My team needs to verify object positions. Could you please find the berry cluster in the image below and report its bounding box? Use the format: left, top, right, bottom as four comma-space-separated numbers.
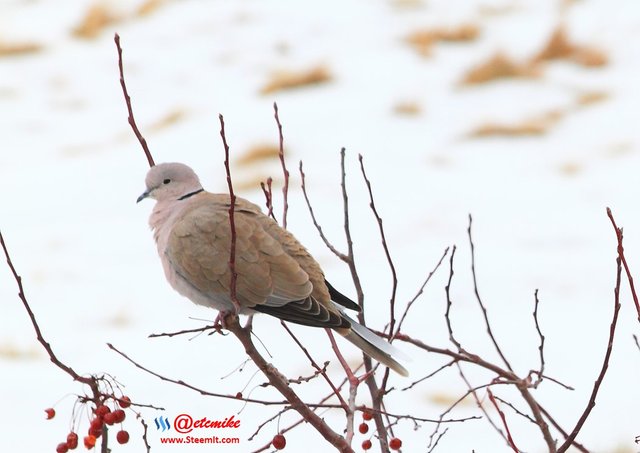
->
46, 395, 133, 451
358, 407, 403, 451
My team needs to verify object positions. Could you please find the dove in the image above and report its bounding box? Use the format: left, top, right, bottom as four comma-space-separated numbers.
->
137, 162, 408, 376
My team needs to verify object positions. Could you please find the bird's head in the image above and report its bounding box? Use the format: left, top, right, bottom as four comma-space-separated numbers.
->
137, 162, 203, 203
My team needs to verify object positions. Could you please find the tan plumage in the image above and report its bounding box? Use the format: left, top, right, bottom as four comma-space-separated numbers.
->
138, 162, 408, 376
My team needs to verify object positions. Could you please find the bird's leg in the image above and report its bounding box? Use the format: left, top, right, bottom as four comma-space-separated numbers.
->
213, 311, 230, 331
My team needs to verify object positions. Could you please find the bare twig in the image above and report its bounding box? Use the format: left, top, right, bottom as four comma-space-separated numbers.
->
444, 245, 463, 351
138, 416, 151, 453
114, 34, 154, 168
532, 289, 546, 387
299, 160, 348, 261
260, 177, 275, 220
357, 154, 398, 336
557, 240, 623, 452
468, 215, 513, 371
280, 322, 348, 410
108, 342, 301, 406
148, 323, 223, 339
223, 314, 354, 453
273, 102, 289, 229
457, 363, 507, 445
1, 231, 101, 396
401, 359, 456, 392
607, 207, 640, 322
357, 154, 397, 392
537, 404, 589, 453
487, 388, 520, 452
493, 395, 537, 425
394, 247, 449, 339
219, 114, 240, 313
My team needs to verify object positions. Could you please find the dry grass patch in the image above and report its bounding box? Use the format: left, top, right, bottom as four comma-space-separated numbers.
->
461, 52, 539, 85
72, 4, 120, 39
260, 65, 331, 94
147, 108, 188, 132
393, 101, 422, 116
406, 24, 480, 57
469, 110, 563, 138
575, 90, 609, 107
136, 0, 165, 16
0, 41, 42, 57
237, 144, 281, 166
558, 162, 582, 176
533, 26, 608, 68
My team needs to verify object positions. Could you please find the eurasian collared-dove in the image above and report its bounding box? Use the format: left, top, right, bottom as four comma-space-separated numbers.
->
138, 162, 408, 376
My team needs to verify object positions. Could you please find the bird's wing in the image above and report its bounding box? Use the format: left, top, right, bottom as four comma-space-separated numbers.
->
166, 198, 313, 308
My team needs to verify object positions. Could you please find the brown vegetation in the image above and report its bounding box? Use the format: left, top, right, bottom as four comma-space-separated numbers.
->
0, 41, 42, 57
260, 65, 331, 94
461, 52, 539, 85
406, 24, 480, 57
72, 4, 119, 39
533, 26, 608, 68
469, 110, 563, 138
393, 101, 422, 116
236, 144, 281, 166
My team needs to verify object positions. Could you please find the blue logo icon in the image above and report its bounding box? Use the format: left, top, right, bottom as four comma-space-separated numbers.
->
155, 416, 171, 431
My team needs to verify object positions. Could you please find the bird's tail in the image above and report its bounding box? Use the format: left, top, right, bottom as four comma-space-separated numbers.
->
340, 314, 409, 377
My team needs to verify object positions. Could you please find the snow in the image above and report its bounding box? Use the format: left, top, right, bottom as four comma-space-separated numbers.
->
1, 0, 640, 451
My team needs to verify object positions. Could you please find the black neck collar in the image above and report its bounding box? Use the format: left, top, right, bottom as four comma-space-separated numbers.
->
178, 188, 204, 201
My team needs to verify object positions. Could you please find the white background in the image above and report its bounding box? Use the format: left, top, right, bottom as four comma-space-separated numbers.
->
1, 0, 640, 451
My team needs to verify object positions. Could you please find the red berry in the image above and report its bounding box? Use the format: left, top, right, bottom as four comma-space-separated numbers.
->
56, 442, 69, 453
112, 409, 126, 423
389, 437, 402, 450
118, 396, 131, 409
88, 425, 102, 438
362, 439, 372, 450
116, 430, 130, 444
45, 408, 56, 419
103, 411, 117, 425
66, 432, 78, 450
272, 434, 286, 450
90, 418, 103, 431
358, 423, 369, 434
362, 409, 373, 421
95, 405, 110, 418
83, 435, 96, 449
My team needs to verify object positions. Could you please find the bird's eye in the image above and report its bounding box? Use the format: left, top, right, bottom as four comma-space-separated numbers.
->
163, 179, 171, 185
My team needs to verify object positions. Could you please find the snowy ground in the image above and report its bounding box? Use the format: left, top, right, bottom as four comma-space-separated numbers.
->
2, 0, 640, 452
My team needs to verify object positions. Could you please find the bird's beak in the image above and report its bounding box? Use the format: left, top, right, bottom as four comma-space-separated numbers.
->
136, 190, 150, 203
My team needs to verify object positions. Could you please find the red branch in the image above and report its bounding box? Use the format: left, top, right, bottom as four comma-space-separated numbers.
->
260, 177, 275, 220
606, 207, 640, 321
219, 114, 240, 312
487, 388, 520, 452
114, 34, 155, 168
273, 102, 289, 229
224, 314, 354, 453
557, 219, 623, 452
